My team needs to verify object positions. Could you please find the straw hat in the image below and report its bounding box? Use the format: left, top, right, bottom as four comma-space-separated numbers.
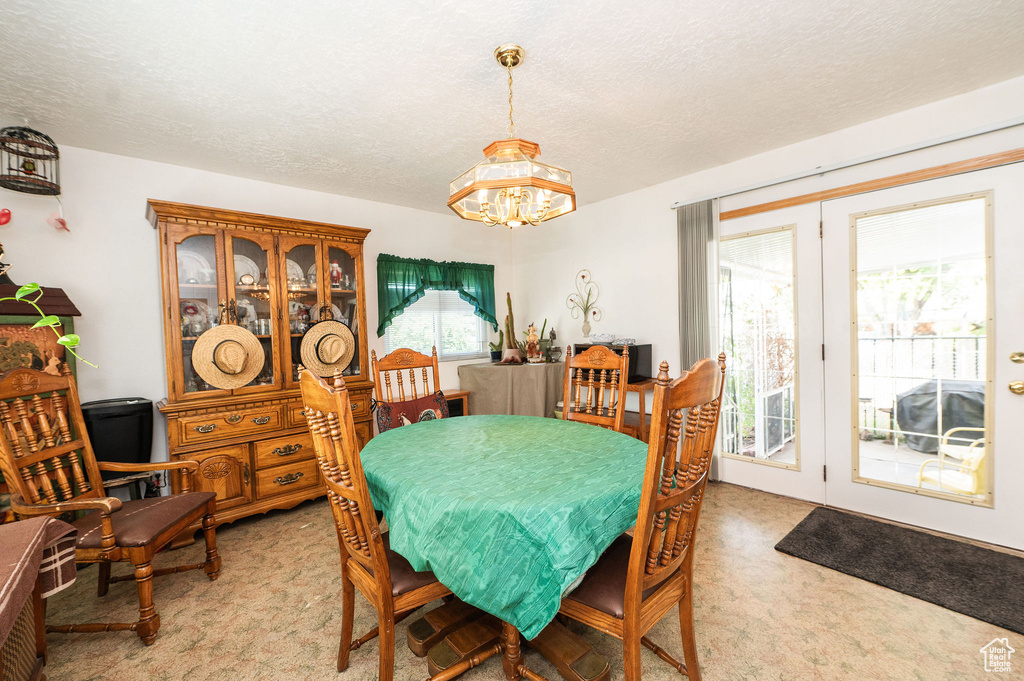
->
300, 320, 356, 377
191, 325, 265, 389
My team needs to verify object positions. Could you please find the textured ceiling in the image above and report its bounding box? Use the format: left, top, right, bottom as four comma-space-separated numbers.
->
1, 0, 1023, 213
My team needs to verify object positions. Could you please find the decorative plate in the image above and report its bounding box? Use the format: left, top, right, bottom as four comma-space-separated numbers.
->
238, 273, 255, 286
286, 259, 306, 284
233, 254, 261, 282
177, 251, 211, 283
180, 299, 210, 322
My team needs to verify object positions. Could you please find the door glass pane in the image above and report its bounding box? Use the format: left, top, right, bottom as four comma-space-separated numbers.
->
328, 246, 359, 377
854, 197, 988, 499
719, 228, 797, 466
231, 237, 274, 387
285, 243, 318, 382
176, 234, 219, 394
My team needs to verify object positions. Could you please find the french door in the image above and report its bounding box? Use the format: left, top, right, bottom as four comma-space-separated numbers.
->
716, 203, 826, 503
717, 163, 1024, 549
821, 165, 1024, 549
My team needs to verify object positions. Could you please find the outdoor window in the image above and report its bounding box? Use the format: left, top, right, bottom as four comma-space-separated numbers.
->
719, 227, 798, 467
853, 195, 989, 501
384, 289, 490, 360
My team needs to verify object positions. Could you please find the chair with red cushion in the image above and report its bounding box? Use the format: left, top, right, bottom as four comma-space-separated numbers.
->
371, 346, 447, 433
559, 354, 726, 681
0, 365, 220, 646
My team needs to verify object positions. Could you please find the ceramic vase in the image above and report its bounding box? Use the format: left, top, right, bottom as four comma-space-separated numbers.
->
501, 348, 525, 364
582, 319, 591, 338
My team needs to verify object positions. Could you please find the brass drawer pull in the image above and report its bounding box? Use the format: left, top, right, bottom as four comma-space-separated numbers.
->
226, 414, 243, 424
273, 444, 303, 456
273, 472, 304, 486
251, 416, 271, 425
193, 424, 216, 434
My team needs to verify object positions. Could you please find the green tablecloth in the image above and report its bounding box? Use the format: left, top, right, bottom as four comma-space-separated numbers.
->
361, 414, 647, 639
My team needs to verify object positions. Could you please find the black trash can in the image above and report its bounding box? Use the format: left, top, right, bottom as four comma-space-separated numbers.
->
80, 398, 153, 481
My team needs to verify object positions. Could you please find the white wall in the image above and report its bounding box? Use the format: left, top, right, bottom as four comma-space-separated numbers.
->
1, 147, 511, 460
513, 75, 1024, 375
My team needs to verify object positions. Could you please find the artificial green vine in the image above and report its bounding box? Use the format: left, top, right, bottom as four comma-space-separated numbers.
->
6, 283, 96, 368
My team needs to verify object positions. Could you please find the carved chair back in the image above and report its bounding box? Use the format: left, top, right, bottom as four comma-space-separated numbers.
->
0, 365, 105, 510
300, 369, 390, 580
371, 347, 441, 403
626, 354, 726, 600
562, 345, 630, 432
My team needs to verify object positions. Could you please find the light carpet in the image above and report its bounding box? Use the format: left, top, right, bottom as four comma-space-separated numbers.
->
44, 483, 1019, 680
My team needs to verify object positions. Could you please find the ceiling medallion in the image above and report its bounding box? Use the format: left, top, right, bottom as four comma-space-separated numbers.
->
447, 44, 575, 229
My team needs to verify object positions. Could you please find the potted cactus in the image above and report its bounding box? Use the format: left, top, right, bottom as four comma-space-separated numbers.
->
500, 292, 524, 364
488, 330, 504, 361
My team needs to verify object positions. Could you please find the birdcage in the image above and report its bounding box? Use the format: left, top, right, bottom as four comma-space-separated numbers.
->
0, 127, 60, 195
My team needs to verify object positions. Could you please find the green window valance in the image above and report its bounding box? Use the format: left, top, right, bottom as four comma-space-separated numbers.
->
376, 254, 498, 337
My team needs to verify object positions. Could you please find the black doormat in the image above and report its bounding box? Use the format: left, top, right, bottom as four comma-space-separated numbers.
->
775, 507, 1024, 635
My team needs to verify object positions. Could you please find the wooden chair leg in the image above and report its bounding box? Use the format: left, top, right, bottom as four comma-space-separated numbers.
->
202, 510, 221, 580
623, 628, 643, 681
678, 586, 701, 681
338, 563, 355, 672
97, 562, 111, 597
132, 559, 160, 645
377, 604, 396, 681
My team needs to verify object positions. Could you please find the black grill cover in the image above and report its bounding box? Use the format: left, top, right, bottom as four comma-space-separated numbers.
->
895, 380, 984, 453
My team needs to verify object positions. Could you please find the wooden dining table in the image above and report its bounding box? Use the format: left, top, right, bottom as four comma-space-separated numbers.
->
361, 414, 648, 681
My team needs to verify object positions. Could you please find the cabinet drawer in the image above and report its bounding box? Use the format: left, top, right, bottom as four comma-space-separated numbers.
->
349, 394, 370, 418
287, 401, 308, 429
178, 406, 283, 445
256, 459, 320, 499
288, 395, 369, 425
255, 432, 313, 469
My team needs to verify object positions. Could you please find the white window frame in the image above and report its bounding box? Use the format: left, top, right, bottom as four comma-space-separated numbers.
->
383, 289, 491, 361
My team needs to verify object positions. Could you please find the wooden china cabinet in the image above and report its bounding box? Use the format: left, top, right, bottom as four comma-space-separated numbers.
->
147, 200, 373, 540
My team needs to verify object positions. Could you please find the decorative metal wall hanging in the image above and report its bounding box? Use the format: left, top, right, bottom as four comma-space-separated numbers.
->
566, 269, 602, 339
0, 127, 61, 195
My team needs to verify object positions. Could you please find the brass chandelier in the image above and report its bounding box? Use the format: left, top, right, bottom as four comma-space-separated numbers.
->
447, 45, 575, 228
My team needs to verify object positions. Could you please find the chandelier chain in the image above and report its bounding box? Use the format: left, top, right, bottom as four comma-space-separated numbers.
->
507, 63, 515, 138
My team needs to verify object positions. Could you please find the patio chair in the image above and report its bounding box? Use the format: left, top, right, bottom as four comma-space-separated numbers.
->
916, 426, 986, 496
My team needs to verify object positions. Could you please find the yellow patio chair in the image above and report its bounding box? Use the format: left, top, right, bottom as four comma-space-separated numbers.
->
916, 427, 986, 496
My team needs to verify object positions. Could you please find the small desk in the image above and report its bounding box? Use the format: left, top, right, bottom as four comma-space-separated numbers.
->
457, 362, 564, 418
622, 378, 657, 443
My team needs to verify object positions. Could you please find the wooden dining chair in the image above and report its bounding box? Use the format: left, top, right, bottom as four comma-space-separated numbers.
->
562, 345, 630, 432
371, 346, 441, 403
371, 347, 450, 433
558, 354, 726, 681
299, 369, 451, 681
0, 365, 220, 645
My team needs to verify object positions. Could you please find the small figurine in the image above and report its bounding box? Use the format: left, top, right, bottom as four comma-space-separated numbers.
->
525, 322, 543, 363
330, 261, 343, 288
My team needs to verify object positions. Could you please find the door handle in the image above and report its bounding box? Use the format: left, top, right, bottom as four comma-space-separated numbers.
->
1010, 381, 1024, 395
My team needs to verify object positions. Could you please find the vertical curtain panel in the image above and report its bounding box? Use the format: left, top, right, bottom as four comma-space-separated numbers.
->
677, 200, 715, 371
376, 254, 498, 337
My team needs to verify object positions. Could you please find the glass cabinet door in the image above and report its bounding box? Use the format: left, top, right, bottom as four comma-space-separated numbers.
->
173, 231, 226, 397
326, 244, 361, 378
226, 233, 279, 391
280, 239, 322, 385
